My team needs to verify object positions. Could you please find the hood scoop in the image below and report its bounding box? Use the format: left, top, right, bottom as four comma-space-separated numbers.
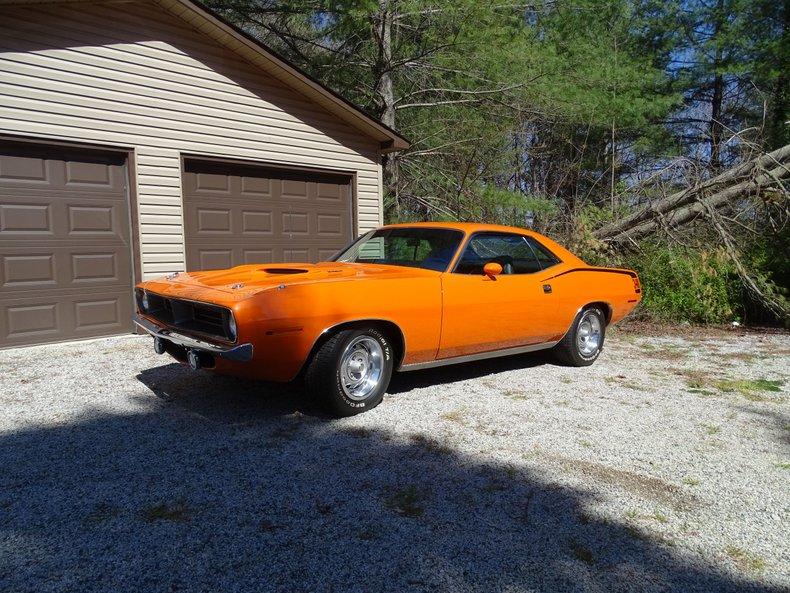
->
261, 267, 309, 275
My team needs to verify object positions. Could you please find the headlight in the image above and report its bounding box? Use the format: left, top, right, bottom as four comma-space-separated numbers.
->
227, 314, 237, 341
141, 290, 150, 311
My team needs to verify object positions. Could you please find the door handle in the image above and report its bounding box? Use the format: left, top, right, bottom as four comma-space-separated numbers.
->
542, 284, 552, 294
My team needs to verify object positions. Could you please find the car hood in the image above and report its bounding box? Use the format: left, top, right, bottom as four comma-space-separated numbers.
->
139, 262, 437, 302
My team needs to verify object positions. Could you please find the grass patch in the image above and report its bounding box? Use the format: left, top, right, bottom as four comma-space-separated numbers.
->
725, 546, 766, 573
383, 486, 425, 518
568, 539, 595, 565
440, 410, 466, 424
686, 388, 717, 397
652, 510, 669, 524
503, 388, 528, 400
684, 374, 784, 402
682, 477, 700, 486
139, 501, 191, 523
729, 352, 757, 363
775, 462, 790, 470
702, 423, 721, 436
714, 378, 783, 394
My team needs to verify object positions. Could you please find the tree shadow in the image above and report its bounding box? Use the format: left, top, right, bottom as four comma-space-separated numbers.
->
1, 368, 782, 592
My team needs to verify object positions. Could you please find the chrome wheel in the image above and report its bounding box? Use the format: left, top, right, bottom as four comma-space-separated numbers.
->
577, 310, 602, 358
339, 336, 384, 400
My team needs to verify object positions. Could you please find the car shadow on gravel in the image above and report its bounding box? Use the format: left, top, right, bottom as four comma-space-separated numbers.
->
136, 351, 556, 410
136, 362, 331, 419
388, 351, 555, 393
1, 383, 782, 593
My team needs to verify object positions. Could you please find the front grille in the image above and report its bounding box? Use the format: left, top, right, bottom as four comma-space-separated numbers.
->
136, 289, 235, 342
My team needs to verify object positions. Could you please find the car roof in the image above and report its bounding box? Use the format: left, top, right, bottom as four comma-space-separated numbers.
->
381, 221, 539, 235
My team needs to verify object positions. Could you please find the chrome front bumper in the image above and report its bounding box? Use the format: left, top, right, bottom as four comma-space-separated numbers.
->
133, 314, 253, 362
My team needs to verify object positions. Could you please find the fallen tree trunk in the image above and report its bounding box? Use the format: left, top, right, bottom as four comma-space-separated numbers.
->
595, 144, 790, 241
601, 162, 790, 244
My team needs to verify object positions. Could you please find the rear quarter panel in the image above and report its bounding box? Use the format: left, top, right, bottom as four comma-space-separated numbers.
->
542, 267, 641, 340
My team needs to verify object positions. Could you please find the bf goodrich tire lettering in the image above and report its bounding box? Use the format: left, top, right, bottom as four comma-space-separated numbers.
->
306, 328, 394, 417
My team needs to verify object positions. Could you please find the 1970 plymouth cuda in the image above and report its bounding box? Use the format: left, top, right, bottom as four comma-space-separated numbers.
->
134, 222, 641, 415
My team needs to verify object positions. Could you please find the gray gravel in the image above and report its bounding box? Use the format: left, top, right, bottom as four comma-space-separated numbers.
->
0, 325, 788, 593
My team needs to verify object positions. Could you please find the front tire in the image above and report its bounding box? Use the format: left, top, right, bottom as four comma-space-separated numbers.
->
305, 327, 394, 416
553, 306, 606, 366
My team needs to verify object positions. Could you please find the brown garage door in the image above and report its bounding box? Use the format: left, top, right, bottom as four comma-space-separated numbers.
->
183, 158, 353, 270
0, 141, 134, 347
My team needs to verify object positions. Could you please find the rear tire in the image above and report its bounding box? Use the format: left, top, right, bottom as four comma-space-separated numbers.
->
305, 327, 394, 416
553, 306, 606, 367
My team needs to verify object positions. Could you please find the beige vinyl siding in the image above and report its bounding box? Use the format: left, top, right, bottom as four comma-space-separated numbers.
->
0, 1, 383, 280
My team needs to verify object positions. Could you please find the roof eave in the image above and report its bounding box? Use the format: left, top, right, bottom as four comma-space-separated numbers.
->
158, 0, 410, 152
0, 0, 411, 152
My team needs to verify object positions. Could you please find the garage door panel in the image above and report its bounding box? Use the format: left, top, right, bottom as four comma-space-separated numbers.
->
280, 179, 309, 199
193, 172, 232, 192
0, 202, 52, 234
317, 182, 345, 201
5, 301, 59, 340
0, 153, 49, 183
1, 290, 132, 346
282, 211, 309, 235
196, 207, 232, 234
65, 160, 111, 185
242, 249, 273, 264
283, 248, 310, 263
241, 210, 273, 234
240, 176, 271, 195
2, 254, 56, 288
71, 252, 122, 283
0, 142, 134, 347
195, 248, 234, 271
316, 213, 343, 236
183, 159, 353, 271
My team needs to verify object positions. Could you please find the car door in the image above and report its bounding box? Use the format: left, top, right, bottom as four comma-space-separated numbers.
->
438, 232, 559, 359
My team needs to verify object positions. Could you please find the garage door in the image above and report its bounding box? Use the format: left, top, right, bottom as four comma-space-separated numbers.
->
0, 141, 134, 347
183, 159, 353, 270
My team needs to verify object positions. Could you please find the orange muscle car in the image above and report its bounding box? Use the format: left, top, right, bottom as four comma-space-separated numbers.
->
134, 222, 641, 415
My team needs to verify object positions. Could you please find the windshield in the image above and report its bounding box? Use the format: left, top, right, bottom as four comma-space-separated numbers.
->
333, 227, 463, 272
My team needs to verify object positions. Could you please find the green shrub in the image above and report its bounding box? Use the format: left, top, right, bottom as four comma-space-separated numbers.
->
623, 246, 740, 323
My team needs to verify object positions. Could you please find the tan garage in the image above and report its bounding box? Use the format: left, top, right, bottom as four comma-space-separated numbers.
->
0, 0, 408, 347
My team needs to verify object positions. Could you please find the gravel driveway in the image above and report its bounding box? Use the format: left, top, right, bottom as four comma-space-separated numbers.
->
1, 325, 788, 593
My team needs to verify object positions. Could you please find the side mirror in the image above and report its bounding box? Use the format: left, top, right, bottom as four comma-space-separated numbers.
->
483, 262, 503, 279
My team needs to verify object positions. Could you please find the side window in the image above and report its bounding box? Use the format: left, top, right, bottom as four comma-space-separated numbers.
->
526, 237, 561, 269
455, 233, 542, 275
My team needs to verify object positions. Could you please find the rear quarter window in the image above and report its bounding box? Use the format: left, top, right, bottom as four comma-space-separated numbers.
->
526, 237, 561, 269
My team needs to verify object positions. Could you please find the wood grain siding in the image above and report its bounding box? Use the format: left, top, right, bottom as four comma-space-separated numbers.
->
0, 1, 383, 280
